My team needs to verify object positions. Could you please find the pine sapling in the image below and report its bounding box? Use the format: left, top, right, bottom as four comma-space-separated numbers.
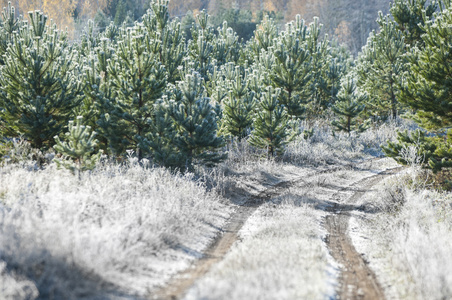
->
271, 24, 312, 118
0, 10, 83, 150
169, 71, 226, 171
332, 77, 369, 135
249, 87, 294, 158
221, 65, 255, 139
54, 116, 102, 178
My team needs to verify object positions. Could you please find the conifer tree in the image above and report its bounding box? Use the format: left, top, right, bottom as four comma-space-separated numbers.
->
54, 116, 102, 177
0, 11, 83, 150
331, 77, 369, 135
399, 4, 452, 131
390, 0, 437, 47
249, 87, 292, 158
181, 10, 195, 40
213, 21, 241, 66
205, 65, 228, 104
0, 3, 19, 139
79, 19, 102, 58
103, 24, 166, 159
250, 49, 274, 95
191, 32, 213, 80
85, 0, 184, 157
189, 10, 215, 79
249, 14, 278, 58
382, 129, 450, 173
355, 14, 407, 120
103, 22, 120, 41
221, 65, 255, 139
146, 95, 183, 169
384, 3, 452, 173
316, 41, 352, 114
82, 36, 115, 149
317, 56, 346, 109
271, 15, 312, 118
0, 3, 20, 65
143, 0, 186, 84
304, 17, 331, 116
114, 0, 127, 25
168, 71, 225, 170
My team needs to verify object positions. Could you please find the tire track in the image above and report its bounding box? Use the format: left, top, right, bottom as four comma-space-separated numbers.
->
152, 159, 396, 300
325, 167, 402, 300
152, 165, 353, 300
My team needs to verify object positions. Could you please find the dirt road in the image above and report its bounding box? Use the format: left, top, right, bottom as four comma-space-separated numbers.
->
153, 174, 311, 299
153, 159, 401, 300
325, 167, 402, 300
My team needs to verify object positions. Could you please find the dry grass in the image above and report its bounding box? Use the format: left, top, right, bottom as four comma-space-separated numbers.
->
352, 168, 452, 300
0, 160, 231, 299
1, 119, 436, 300
284, 119, 413, 165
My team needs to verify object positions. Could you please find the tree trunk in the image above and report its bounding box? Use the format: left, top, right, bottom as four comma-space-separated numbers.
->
389, 74, 397, 119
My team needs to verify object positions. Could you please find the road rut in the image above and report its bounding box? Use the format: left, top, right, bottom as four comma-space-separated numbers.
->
153, 161, 401, 300
325, 167, 402, 300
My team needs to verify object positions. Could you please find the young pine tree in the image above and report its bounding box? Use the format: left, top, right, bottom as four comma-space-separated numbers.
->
103, 24, 166, 159
384, 129, 452, 175
390, 0, 437, 47
54, 116, 102, 178
331, 77, 369, 135
205, 64, 228, 104
143, 0, 186, 84
212, 21, 241, 66
399, 4, 452, 132
188, 10, 215, 79
317, 42, 352, 112
0, 3, 20, 65
249, 14, 278, 59
168, 71, 226, 170
304, 17, 331, 117
249, 87, 293, 158
0, 11, 83, 150
271, 15, 312, 118
355, 14, 407, 120
146, 95, 183, 169
221, 66, 255, 139
384, 4, 452, 173
82, 36, 115, 151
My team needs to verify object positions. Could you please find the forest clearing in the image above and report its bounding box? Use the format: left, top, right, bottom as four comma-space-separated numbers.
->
1, 0, 452, 299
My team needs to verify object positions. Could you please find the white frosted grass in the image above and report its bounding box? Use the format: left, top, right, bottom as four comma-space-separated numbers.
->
0, 261, 39, 300
0, 162, 231, 299
284, 119, 414, 165
184, 194, 335, 300
352, 174, 452, 300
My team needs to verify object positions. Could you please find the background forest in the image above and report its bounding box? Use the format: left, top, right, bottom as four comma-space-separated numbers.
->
1, 0, 390, 54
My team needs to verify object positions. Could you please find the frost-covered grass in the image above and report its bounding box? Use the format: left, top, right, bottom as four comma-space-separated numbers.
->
0, 119, 430, 299
184, 193, 335, 300
0, 160, 231, 299
284, 119, 414, 165
352, 169, 452, 300
215, 120, 409, 205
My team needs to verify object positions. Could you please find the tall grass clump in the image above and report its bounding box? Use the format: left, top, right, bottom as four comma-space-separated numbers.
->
356, 151, 452, 300
369, 186, 452, 299
283, 119, 415, 165
0, 159, 231, 299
